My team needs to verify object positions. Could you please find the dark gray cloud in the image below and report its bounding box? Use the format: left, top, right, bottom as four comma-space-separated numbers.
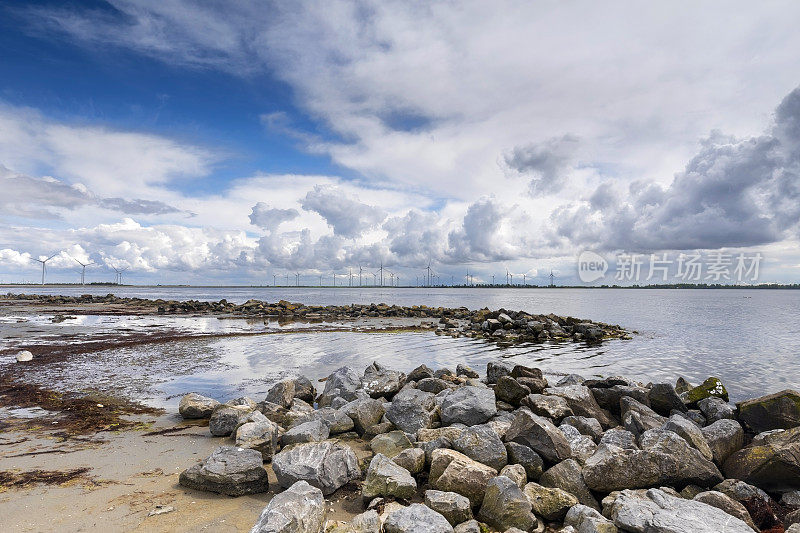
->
0, 165, 184, 219
300, 185, 386, 238
248, 202, 299, 233
550, 86, 800, 251
505, 135, 581, 196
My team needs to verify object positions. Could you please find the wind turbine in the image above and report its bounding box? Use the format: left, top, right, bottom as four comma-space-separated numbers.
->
389, 271, 394, 286
112, 266, 128, 285
523, 273, 526, 286
371, 272, 377, 285
349, 268, 353, 287
35, 254, 57, 285
378, 262, 384, 287
319, 273, 323, 286
506, 269, 510, 285
73, 257, 95, 285
425, 262, 433, 287
358, 265, 364, 286
273, 274, 277, 286
492, 274, 495, 285
549, 269, 555, 287
332, 272, 337, 286
295, 272, 300, 286
510, 273, 514, 285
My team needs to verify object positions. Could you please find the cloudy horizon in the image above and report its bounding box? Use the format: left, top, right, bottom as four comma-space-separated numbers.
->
1, 1, 799, 286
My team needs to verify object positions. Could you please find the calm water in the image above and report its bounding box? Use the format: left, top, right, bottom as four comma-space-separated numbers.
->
5, 286, 799, 404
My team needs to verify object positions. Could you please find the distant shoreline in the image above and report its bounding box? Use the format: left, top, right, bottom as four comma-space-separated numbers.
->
1, 283, 799, 290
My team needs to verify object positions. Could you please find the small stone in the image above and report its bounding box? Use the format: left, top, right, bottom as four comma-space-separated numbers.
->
235, 419, 280, 461
148, 505, 175, 517
662, 414, 714, 461
15, 350, 33, 362
341, 398, 386, 435
453, 520, 481, 533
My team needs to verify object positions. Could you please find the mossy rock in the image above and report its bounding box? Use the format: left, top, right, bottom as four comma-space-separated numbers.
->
685, 377, 728, 404
737, 389, 800, 433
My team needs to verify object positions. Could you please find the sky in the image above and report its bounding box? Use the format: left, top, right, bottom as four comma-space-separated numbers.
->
1, 0, 799, 286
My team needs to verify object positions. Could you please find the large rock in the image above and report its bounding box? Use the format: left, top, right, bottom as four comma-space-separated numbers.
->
424, 490, 473, 526
362, 453, 417, 499
291, 375, 316, 404
362, 362, 406, 399
544, 385, 616, 429
564, 504, 617, 533
592, 385, 650, 415
723, 426, 800, 490
250, 480, 325, 533
562, 416, 604, 441
486, 360, 516, 384
392, 447, 426, 474
179, 446, 269, 496
495, 376, 530, 406
210, 404, 253, 437
386, 388, 439, 434
662, 414, 714, 461
639, 429, 723, 487
560, 424, 598, 465
599, 428, 637, 450
713, 479, 770, 503
584, 444, 667, 492
371, 430, 413, 458
693, 491, 758, 531
540, 458, 600, 510
453, 424, 507, 471
477, 476, 538, 532
505, 442, 544, 480
606, 488, 753, 533
429, 448, 498, 506
408, 364, 435, 382
620, 397, 666, 438
440, 386, 496, 426
318, 366, 362, 407
265, 379, 296, 408
523, 482, 577, 520
684, 377, 729, 404
179, 393, 220, 419
282, 419, 329, 446
272, 440, 361, 495
383, 504, 454, 533
737, 389, 800, 433
341, 398, 386, 435
648, 383, 687, 415
701, 419, 744, 465
235, 418, 280, 461
521, 394, 574, 422
697, 397, 736, 424
505, 409, 572, 465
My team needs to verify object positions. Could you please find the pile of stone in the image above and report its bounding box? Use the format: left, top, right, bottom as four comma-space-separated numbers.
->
3, 293, 628, 344
176, 361, 800, 533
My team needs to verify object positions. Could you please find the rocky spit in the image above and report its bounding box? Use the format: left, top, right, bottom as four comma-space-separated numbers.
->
2, 293, 629, 344
175, 361, 800, 533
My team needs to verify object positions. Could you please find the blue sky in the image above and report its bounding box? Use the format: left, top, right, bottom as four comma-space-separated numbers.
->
1, 1, 799, 285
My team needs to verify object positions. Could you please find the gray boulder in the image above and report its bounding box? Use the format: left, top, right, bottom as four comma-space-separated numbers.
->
179, 393, 220, 419
737, 389, 800, 433
383, 504, 454, 533
282, 419, 329, 446
564, 504, 617, 533
662, 414, 714, 461
179, 446, 269, 496
562, 415, 604, 441
477, 476, 538, 532
583, 444, 667, 492
599, 428, 637, 449
370, 430, 413, 458
723, 426, 800, 490
250, 480, 325, 533
701, 419, 744, 465
341, 398, 386, 435
505, 441, 544, 480
453, 424, 508, 471
592, 385, 650, 415
362, 362, 406, 399
505, 409, 572, 465
693, 491, 758, 531
560, 424, 598, 465
545, 385, 616, 429
495, 376, 530, 406
424, 490, 473, 526
318, 366, 362, 407
210, 404, 253, 437
417, 378, 453, 394
540, 458, 599, 510
289, 407, 354, 434
500, 464, 528, 488
429, 448, 498, 506
265, 379, 296, 408
697, 397, 736, 424
408, 364, 435, 382
713, 479, 770, 503
272, 440, 361, 495
639, 429, 723, 487
362, 453, 417, 499
386, 388, 439, 434
648, 383, 687, 415
521, 394, 574, 422
456, 364, 480, 379
235, 418, 280, 461
606, 488, 754, 533
486, 360, 516, 384
291, 375, 316, 404
620, 397, 667, 438
453, 520, 481, 533
392, 447, 426, 474
440, 386, 496, 426
523, 482, 577, 521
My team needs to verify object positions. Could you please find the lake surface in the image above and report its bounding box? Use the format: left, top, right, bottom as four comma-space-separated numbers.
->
5, 286, 799, 403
